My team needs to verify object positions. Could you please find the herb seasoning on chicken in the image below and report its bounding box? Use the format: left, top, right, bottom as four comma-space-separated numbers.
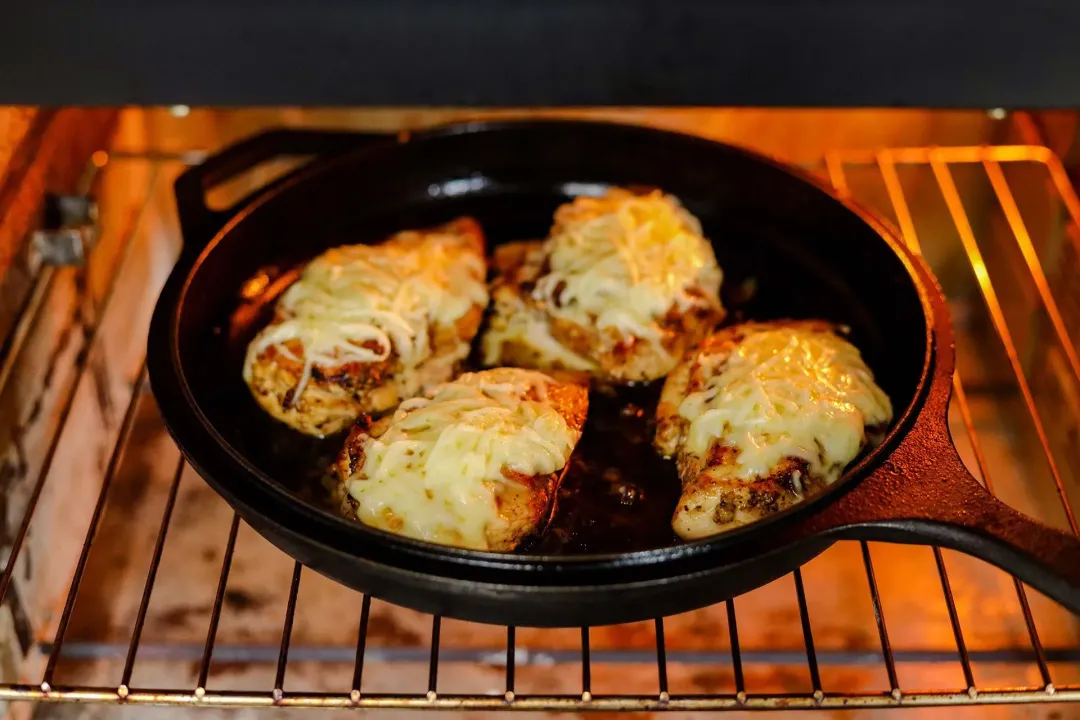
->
483, 189, 724, 383
243, 218, 488, 436
655, 321, 892, 539
334, 368, 588, 550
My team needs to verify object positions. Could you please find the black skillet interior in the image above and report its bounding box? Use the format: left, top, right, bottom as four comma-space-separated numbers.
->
151, 121, 935, 625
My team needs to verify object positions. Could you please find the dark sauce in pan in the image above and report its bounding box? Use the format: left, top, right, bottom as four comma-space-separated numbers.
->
524, 382, 681, 554
228, 262, 683, 554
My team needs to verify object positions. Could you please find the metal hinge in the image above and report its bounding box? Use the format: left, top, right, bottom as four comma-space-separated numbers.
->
27, 194, 99, 271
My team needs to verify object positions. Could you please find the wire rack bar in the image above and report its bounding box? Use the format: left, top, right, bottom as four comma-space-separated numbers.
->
823, 152, 850, 199
860, 542, 901, 699
47, 642, 1080, 665
580, 626, 592, 701
0, 269, 56, 397
196, 513, 241, 695
1015, 581, 1053, 690
505, 626, 515, 700
933, 549, 977, 694
654, 617, 668, 701
351, 594, 372, 701
876, 152, 923, 254
840, 144, 1060, 165
725, 599, 746, 703
18, 686, 1080, 710
792, 568, 823, 702
273, 562, 302, 700
427, 616, 441, 698
120, 455, 186, 692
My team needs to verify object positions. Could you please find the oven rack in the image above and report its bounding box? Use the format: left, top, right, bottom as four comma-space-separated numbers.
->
0, 140, 1078, 712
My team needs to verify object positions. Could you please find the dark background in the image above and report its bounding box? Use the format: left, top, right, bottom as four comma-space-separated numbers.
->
2, 0, 1078, 107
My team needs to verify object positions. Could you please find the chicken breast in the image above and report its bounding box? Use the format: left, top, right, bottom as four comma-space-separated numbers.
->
334, 368, 588, 551
243, 218, 488, 436
655, 321, 893, 539
482, 189, 724, 383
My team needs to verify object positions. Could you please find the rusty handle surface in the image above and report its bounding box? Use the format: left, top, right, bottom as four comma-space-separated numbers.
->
796, 382, 1080, 615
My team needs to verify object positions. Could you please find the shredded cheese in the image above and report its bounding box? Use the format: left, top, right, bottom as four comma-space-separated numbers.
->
679, 326, 893, 482
346, 368, 580, 549
242, 231, 488, 400
532, 189, 722, 350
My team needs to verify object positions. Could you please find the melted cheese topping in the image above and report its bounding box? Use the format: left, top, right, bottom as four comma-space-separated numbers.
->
679, 327, 893, 482
346, 368, 580, 549
532, 189, 722, 347
242, 231, 487, 399
482, 300, 599, 373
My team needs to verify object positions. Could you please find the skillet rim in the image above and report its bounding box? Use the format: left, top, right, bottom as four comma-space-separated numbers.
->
151, 118, 937, 574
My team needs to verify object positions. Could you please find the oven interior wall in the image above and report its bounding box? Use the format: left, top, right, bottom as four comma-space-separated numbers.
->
0, 108, 1078, 719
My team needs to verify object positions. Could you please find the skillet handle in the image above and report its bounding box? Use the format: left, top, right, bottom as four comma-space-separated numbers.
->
795, 397, 1080, 614
174, 128, 395, 254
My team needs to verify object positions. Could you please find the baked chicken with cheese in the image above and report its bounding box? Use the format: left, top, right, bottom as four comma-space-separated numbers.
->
334, 368, 588, 551
243, 218, 488, 436
482, 189, 724, 383
655, 321, 893, 539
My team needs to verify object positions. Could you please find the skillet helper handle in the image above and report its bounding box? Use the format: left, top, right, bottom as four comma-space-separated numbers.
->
174, 128, 395, 253
802, 416, 1080, 614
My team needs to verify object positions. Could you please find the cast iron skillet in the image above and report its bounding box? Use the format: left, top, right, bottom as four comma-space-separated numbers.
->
148, 120, 1080, 627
